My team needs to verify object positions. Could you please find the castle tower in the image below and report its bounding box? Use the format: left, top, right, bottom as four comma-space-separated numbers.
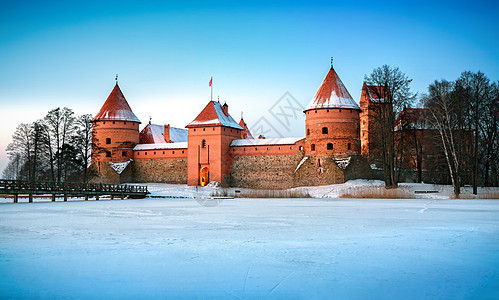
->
359, 83, 390, 163
186, 101, 243, 186
303, 63, 361, 156
238, 117, 254, 139
92, 84, 141, 163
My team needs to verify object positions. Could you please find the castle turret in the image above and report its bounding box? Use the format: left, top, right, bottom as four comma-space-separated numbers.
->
304, 63, 361, 156
185, 101, 243, 186
92, 84, 141, 163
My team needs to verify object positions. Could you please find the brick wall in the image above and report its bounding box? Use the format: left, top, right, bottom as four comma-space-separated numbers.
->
294, 155, 345, 187
229, 153, 346, 189
133, 158, 187, 183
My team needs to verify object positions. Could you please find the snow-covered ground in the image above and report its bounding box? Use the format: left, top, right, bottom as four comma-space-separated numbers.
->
1, 182, 498, 299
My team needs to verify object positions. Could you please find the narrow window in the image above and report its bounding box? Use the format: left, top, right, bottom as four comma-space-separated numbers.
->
311, 144, 315, 151
124, 121, 127, 124
327, 109, 329, 112
279, 147, 281, 150
322, 127, 328, 134
213, 128, 215, 131
299, 146, 303, 151
145, 152, 147, 155
113, 121, 115, 124
255, 147, 258, 151
267, 147, 270, 150
194, 129, 196, 132
163, 151, 165, 154
202, 140, 206, 148
203, 128, 205, 131
106, 138, 111, 144
182, 150, 184, 154
307, 129, 310, 136
106, 151, 111, 157
290, 147, 293, 150
103, 121, 106, 124
154, 152, 156, 155
348, 143, 351, 150
327, 143, 333, 150
339, 109, 341, 112
122, 151, 126, 157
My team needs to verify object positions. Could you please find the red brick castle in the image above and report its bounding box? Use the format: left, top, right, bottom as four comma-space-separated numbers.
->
90, 62, 375, 188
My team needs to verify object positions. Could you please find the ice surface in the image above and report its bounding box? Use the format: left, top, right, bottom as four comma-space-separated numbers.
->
0, 182, 498, 298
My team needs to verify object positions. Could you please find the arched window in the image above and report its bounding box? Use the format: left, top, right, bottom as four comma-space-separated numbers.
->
202, 140, 206, 148
322, 127, 328, 134
327, 143, 333, 150
311, 144, 315, 151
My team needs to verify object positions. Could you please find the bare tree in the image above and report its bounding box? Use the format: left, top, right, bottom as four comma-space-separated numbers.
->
72, 114, 93, 183
6, 123, 33, 181
424, 80, 466, 196
364, 65, 416, 188
44, 107, 75, 183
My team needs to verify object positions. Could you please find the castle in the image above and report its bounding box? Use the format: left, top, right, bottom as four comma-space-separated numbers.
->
89, 62, 381, 189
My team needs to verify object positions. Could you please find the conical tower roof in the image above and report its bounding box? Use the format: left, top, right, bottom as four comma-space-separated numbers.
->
304, 66, 360, 111
93, 84, 141, 123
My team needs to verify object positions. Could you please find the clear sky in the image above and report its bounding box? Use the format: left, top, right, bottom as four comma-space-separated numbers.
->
1, 0, 498, 173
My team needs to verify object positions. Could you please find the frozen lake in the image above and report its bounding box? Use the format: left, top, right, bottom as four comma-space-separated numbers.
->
1, 197, 498, 299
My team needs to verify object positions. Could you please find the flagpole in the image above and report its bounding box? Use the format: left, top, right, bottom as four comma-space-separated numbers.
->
210, 77, 213, 101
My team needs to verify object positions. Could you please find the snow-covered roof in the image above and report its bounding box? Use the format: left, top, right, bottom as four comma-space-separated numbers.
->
169, 126, 188, 142
107, 160, 132, 175
363, 83, 390, 102
304, 67, 360, 111
186, 101, 243, 130
139, 124, 188, 144
134, 142, 187, 151
93, 84, 141, 123
230, 137, 304, 147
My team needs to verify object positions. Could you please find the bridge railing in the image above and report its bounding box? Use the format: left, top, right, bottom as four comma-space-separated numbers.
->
0, 180, 149, 194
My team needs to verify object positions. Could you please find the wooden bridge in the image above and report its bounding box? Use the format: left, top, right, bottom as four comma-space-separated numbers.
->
0, 180, 149, 203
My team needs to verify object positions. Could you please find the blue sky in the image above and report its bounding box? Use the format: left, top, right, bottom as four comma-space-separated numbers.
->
0, 0, 498, 172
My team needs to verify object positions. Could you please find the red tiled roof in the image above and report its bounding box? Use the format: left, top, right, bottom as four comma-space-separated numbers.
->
93, 84, 141, 122
305, 67, 360, 111
186, 101, 243, 129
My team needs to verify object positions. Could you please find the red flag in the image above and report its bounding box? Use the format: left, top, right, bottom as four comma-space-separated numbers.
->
209, 77, 212, 87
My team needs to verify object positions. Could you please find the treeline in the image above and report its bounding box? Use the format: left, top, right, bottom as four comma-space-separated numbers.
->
364, 65, 497, 195
3, 107, 93, 183
423, 71, 498, 195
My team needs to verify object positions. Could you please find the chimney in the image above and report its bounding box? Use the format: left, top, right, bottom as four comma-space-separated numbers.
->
164, 124, 171, 143
222, 102, 229, 117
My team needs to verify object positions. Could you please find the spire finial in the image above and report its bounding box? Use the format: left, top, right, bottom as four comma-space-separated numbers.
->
330, 57, 333, 68
217, 95, 220, 103
149, 116, 151, 125
115, 74, 118, 85
241, 111, 243, 120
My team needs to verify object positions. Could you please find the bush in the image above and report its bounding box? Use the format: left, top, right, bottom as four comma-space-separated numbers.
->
211, 189, 311, 198
340, 186, 414, 199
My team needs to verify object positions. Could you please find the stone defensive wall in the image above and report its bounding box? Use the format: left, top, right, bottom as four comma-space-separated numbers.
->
132, 158, 187, 184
